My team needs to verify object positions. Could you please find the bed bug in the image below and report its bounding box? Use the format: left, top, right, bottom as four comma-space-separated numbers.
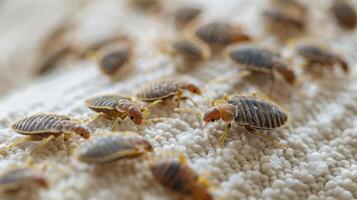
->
173, 6, 202, 29
295, 44, 349, 74
192, 22, 251, 51
133, 78, 201, 107
331, 0, 357, 29
158, 39, 211, 65
99, 46, 132, 79
150, 157, 212, 200
203, 95, 289, 147
0, 168, 48, 194
85, 95, 147, 130
10, 113, 90, 154
76, 135, 153, 164
226, 46, 296, 93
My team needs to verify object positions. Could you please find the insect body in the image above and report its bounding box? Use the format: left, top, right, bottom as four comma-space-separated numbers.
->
174, 6, 202, 29
0, 168, 48, 194
331, 0, 357, 29
203, 95, 288, 147
99, 46, 132, 79
193, 22, 250, 51
76, 135, 153, 164
295, 44, 349, 74
10, 113, 90, 154
151, 158, 212, 200
85, 95, 146, 130
133, 78, 201, 107
226, 46, 296, 92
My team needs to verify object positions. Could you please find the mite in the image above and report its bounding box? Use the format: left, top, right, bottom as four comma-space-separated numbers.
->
173, 6, 202, 29
331, 0, 357, 29
10, 113, 90, 154
0, 168, 48, 194
133, 78, 202, 107
151, 158, 212, 200
226, 46, 296, 93
99, 46, 132, 79
263, 0, 306, 39
203, 95, 288, 147
159, 39, 211, 64
295, 44, 349, 74
193, 22, 250, 51
85, 95, 146, 130
76, 135, 153, 164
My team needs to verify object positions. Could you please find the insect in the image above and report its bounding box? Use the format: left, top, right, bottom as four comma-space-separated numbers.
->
173, 6, 202, 29
331, 0, 357, 29
263, 0, 306, 40
150, 156, 212, 200
99, 45, 132, 79
76, 134, 153, 164
192, 22, 250, 51
10, 113, 90, 154
295, 44, 349, 74
203, 95, 289, 147
158, 39, 211, 65
133, 78, 202, 107
85, 95, 147, 130
0, 168, 48, 194
226, 46, 296, 93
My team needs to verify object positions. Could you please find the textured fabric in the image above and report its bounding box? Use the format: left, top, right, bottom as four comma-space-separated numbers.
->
0, 0, 357, 200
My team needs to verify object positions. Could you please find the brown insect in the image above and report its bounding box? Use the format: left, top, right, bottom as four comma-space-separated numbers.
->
331, 0, 357, 29
173, 6, 202, 29
192, 22, 251, 51
150, 156, 212, 200
203, 95, 289, 147
10, 113, 90, 154
76, 134, 153, 164
133, 78, 202, 107
225, 46, 296, 93
158, 39, 211, 65
295, 44, 349, 74
99, 45, 132, 79
263, 0, 306, 40
85, 95, 147, 130
0, 168, 48, 194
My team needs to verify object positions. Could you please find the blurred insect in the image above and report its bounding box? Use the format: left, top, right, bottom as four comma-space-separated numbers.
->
99, 45, 133, 79
10, 113, 90, 154
85, 95, 148, 130
76, 134, 153, 164
225, 46, 296, 93
0, 168, 48, 194
133, 78, 202, 107
263, 0, 306, 40
173, 6, 202, 29
158, 38, 211, 66
331, 0, 356, 29
129, 0, 161, 12
203, 95, 289, 147
150, 156, 212, 200
295, 44, 349, 74
191, 22, 251, 51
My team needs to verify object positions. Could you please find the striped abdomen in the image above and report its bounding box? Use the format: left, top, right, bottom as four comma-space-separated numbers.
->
134, 79, 183, 101
77, 135, 152, 163
85, 95, 130, 118
296, 45, 336, 64
228, 96, 288, 130
195, 22, 233, 45
172, 40, 205, 62
151, 160, 197, 193
0, 168, 48, 192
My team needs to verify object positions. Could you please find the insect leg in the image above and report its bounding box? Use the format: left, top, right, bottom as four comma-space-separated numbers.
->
30, 135, 56, 155
219, 122, 232, 145
112, 117, 122, 131
244, 127, 288, 149
7, 137, 32, 150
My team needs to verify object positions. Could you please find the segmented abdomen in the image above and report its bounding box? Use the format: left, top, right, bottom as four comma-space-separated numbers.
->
173, 40, 204, 61
11, 113, 73, 135
134, 79, 182, 101
296, 45, 334, 63
195, 22, 232, 45
151, 160, 196, 193
228, 96, 288, 130
77, 135, 141, 163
